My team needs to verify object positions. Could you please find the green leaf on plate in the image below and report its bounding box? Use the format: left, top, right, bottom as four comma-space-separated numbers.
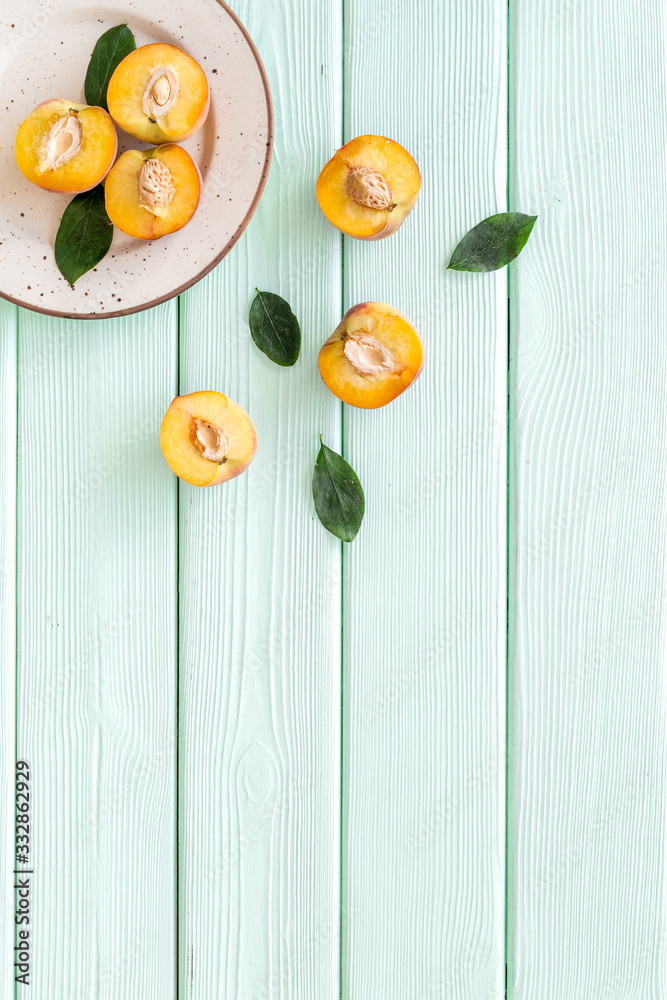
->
447, 211, 537, 272
249, 290, 301, 367
84, 24, 136, 110
54, 186, 113, 286
312, 438, 365, 543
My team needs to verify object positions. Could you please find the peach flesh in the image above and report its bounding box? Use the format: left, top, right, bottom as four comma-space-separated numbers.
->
160, 391, 257, 487
318, 302, 423, 409
107, 43, 209, 144
104, 144, 201, 240
316, 135, 421, 240
15, 99, 117, 193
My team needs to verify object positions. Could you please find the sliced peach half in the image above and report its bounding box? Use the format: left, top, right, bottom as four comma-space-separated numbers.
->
316, 135, 421, 240
161, 391, 257, 487
104, 144, 200, 240
107, 43, 209, 144
15, 99, 117, 193
319, 302, 423, 409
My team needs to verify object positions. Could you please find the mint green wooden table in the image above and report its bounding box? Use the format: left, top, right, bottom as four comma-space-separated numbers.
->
2, 0, 666, 997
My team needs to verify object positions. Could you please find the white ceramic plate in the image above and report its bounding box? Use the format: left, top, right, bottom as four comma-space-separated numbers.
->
0, 0, 273, 318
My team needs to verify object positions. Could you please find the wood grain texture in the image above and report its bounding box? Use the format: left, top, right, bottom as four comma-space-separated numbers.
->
0, 302, 16, 1000
508, 1, 667, 996
177, 1, 342, 997
16, 305, 178, 998
342, 1, 507, 996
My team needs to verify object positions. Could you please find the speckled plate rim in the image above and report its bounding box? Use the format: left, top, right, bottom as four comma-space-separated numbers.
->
1, 0, 273, 322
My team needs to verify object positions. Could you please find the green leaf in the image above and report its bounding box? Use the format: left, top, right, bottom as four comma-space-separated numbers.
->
447, 212, 537, 272
312, 439, 365, 543
54, 186, 113, 286
84, 24, 136, 110
249, 290, 301, 366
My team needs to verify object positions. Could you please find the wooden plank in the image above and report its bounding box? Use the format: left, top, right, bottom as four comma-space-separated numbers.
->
16, 305, 178, 998
177, 2, 342, 998
0, 301, 16, 1000
508, 1, 667, 996
342, 2, 508, 997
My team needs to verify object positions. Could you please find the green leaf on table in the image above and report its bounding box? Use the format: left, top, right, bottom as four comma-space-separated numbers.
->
249, 290, 301, 366
312, 439, 365, 543
447, 212, 537, 272
84, 24, 136, 110
54, 186, 113, 285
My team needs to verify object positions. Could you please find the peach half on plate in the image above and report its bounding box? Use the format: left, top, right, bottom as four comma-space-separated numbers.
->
160, 391, 258, 487
107, 42, 209, 144
316, 135, 421, 240
104, 144, 201, 240
319, 302, 423, 409
15, 99, 117, 193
